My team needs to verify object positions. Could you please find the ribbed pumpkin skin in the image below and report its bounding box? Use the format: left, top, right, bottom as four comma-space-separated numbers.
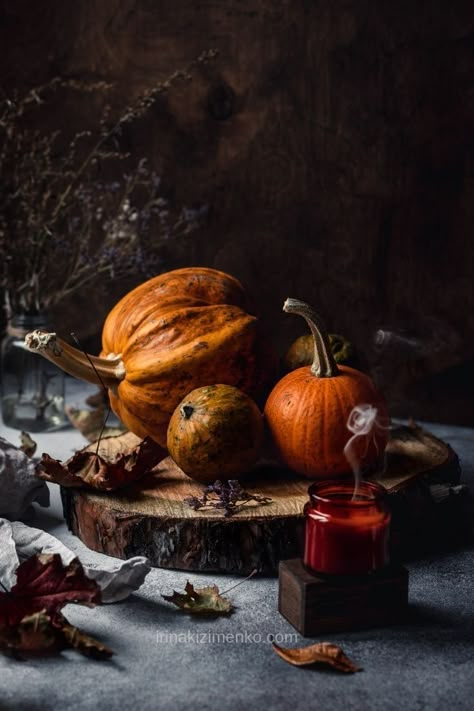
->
264, 365, 389, 478
167, 384, 264, 482
101, 268, 274, 447
102, 268, 249, 350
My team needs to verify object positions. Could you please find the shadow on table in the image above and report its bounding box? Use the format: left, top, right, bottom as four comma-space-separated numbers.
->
406, 602, 474, 633
344, 601, 474, 651
29, 506, 65, 533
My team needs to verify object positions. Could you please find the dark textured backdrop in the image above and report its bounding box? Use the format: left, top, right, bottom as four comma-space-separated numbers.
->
1, 0, 473, 423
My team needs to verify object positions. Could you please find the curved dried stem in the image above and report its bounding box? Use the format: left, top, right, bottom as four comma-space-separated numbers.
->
283, 298, 339, 378
24, 331, 125, 388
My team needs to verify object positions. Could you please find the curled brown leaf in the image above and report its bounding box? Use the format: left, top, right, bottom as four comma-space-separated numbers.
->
38, 433, 166, 491
272, 641, 362, 673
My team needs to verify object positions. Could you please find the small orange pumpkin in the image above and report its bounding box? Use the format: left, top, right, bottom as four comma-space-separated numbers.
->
264, 299, 389, 478
167, 384, 264, 482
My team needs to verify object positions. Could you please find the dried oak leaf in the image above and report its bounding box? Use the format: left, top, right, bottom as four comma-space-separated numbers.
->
0, 553, 101, 627
162, 581, 233, 616
38, 433, 166, 491
272, 641, 362, 673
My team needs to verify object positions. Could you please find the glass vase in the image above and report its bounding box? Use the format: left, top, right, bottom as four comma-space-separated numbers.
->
1, 312, 67, 432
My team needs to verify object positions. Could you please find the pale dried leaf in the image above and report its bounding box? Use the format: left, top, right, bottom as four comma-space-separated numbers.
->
65, 405, 106, 439
65, 404, 126, 443
0, 437, 49, 519
19, 432, 37, 458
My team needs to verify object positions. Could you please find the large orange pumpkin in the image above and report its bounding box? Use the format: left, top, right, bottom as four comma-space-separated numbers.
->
264, 298, 389, 478
25, 267, 276, 447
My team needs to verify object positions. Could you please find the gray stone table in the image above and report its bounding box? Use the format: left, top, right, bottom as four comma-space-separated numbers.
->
0, 381, 473, 711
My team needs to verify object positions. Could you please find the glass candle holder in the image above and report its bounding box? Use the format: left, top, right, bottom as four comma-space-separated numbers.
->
303, 480, 391, 576
1, 313, 67, 432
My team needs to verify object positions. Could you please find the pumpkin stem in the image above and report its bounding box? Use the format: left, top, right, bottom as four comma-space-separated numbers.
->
283, 298, 339, 377
181, 405, 195, 419
24, 330, 126, 388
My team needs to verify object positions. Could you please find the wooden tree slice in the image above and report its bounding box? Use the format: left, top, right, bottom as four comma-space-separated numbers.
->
61, 424, 461, 574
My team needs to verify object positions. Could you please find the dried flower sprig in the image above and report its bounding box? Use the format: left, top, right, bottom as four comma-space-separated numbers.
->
0, 50, 217, 317
184, 480, 273, 517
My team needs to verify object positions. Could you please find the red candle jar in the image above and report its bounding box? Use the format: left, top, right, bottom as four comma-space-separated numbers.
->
303, 480, 391, 576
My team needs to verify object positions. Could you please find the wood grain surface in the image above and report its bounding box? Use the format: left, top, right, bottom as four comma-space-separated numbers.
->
1, 0, 473, 422
61, 424, 460, 573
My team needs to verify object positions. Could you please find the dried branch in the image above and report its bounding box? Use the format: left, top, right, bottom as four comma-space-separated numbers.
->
0, 50, 217, 315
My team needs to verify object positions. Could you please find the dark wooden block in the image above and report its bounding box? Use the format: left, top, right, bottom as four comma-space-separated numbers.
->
278, 558, 409, 636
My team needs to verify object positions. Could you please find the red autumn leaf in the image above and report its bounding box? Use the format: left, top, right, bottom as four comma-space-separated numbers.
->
0, 553, 101, 627
0, 555, 113, 660
38, 433, 166, 491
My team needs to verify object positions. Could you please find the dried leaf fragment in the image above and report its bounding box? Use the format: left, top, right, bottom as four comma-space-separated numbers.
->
19, 431, 37, 458
0, 611, 112, 660
0, 436, 49, 519
3, 611, 59, 654
38, 433, 166, 491
162, 581, 233, 616
56, 613, 113, 659
65, 404, 107, 441
184, 479, 272, 517
272, 641, 362, 673
65, 403, 126, 443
